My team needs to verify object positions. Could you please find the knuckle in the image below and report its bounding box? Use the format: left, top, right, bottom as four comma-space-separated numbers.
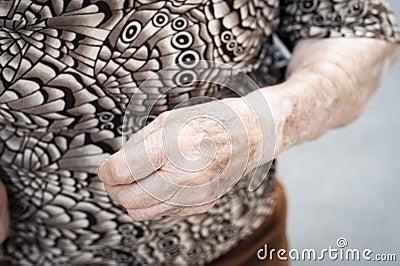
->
108, 162, 122, 180
107, 157, 129, 184
157, 111, 169, 121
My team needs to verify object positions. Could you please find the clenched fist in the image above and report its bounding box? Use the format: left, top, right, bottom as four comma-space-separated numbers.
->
98, 96, 275, 221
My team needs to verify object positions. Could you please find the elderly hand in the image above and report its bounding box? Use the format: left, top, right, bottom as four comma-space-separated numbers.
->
98, 97, 272, 221
0, 180, 9, 244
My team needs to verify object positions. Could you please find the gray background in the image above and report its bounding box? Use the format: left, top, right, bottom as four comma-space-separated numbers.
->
279, 1, 400, 265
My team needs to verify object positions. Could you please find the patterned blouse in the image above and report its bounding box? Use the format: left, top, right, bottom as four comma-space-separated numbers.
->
0, 0, 399, 265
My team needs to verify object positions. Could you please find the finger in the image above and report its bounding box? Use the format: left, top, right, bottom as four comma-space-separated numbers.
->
98, 126, 165, 186
126, 202, 180, 221
98, 149, 132, 185
104, 171, 177, 209
0, 181, 9, 244
175, 201, 216, 217
104, 182, 161, 209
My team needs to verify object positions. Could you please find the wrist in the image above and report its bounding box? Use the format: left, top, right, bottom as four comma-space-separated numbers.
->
223, 91, 276, 171
221, 97, 267, 171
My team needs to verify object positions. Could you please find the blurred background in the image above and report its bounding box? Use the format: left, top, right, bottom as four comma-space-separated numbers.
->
279, 1, 400, 265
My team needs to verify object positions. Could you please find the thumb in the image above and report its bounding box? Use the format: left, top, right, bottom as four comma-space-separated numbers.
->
98, 120, 166, 186
0, 181, 9, 244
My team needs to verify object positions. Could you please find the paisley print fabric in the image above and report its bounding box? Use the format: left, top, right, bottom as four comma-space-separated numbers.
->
0, 0, 398, 265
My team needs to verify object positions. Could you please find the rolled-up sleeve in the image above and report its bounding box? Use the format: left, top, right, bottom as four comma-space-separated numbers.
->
278, 0, 400, 46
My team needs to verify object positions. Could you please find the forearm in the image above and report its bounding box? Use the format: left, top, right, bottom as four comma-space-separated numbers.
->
259, 38, 400, 156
